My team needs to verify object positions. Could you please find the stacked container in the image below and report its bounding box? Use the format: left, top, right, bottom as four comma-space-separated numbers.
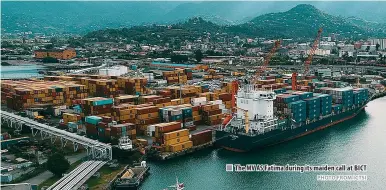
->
135, 105, 159, 134
1, 80, 88, 110
274, 94, 300, 114
191, 130, 212, 146
81, 97, 113, 117
287, 100, 306, 122
303, 96, 320, 120
353, 88, 369, 105
201, 104, 223, 125
117, 77, 148, 95
292, 91, 313, 100
318, 94, 333, 115
112, 104, 137, 123
114, 95, 137, 105
163, 129, 192, 152
329, 88, 353, 108
332, 104, 343, 114
85, 116, 102, 139
152, 122, 183, 145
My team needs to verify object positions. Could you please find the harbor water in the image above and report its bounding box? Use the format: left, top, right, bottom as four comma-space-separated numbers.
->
1, 64, 45, 79
142, 97, 386, 189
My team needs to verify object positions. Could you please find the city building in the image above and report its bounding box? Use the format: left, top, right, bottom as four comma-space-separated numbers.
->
315, 68, 332, 78
34, 49, 76, 60
306, 49, 331, 56
369, 39, 386, 50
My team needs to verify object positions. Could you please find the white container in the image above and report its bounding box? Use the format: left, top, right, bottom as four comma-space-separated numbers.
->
191, 97, 207, 104
184, 121, 194, 127
147, 125, 156, 136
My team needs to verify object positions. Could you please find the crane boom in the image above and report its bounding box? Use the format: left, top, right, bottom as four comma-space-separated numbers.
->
304, 28, 323, 76
257, 40, 281, 78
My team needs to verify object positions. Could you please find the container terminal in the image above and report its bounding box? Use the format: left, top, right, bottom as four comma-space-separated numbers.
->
1, 61, 385, 188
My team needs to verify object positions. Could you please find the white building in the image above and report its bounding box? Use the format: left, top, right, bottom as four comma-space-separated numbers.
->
99, 65, 128, 76
339, 50, 354, 57
319, 42, 336, 50
297, 43, 310, 50
306, 49, 331, 56
316, 68, 332, 77
141, 46, 150, 51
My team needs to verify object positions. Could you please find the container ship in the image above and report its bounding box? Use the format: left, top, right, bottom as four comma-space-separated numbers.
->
215, 85, 370, 152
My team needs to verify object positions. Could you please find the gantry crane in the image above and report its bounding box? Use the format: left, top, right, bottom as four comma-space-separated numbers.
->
292, 28, 323, 90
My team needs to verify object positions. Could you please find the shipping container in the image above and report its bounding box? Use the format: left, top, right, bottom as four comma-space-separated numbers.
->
168, 140, 193, 152
163, 129, 189, 141
191, 130, 212, 146
85, 116, 102, 125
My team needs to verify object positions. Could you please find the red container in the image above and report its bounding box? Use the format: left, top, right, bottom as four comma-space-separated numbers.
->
98, 122, 108, 128
102, 116, 113, 123
191, 129, 212, 146
156, 122, 182, 133
219, 93, 232, 101
139, 117, 159, 125
192, 106, 200, 112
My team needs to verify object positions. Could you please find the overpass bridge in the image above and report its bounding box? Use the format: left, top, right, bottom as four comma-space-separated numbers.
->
1, 111, 112, 160
47, 160, 106, 190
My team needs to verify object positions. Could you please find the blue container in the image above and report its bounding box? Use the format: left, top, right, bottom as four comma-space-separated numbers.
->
182, 108, 193, 117
131, 65, 137, 70
284, 95, 300, 103
332, 104, 342, 112
98, 127, 105, 136
298, 92, 313, 100
85, 116, 102, 125
68, 122, 77, 129
201, 84, 209, 89
93, 98, 113, 106
288, 100, 306, 111
304, 97, 320, 109
170, 114, 182, 121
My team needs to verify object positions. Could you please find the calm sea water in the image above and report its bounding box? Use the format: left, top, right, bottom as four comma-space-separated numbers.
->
142, 97, 386, 190
1, 64, 45, 79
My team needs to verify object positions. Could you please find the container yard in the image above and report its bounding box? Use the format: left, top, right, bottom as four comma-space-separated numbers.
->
1, 72, 238, 161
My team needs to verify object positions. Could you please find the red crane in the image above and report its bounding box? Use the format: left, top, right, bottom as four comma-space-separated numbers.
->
303, 28, 323, 76
292, 28, 323, 90
256, 40, 281, 79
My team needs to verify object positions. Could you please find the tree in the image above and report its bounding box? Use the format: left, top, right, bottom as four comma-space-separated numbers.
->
46, 153, 70, 177
1, 62, 11, 66
366, 46, 370, 52
376, 43, 380, 51
42, 57, 59, 63
171, 54, 188, 63
194, 49, 203, 63
44, 44, 54, 49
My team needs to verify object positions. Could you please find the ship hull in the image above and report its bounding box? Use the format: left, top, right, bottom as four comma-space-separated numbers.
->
215, 104, 366, 152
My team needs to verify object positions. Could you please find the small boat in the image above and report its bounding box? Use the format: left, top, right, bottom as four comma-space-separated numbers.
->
163, 177, 184, 190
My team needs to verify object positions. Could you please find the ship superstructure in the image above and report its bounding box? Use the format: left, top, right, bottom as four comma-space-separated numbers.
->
225, 85, 285, 135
